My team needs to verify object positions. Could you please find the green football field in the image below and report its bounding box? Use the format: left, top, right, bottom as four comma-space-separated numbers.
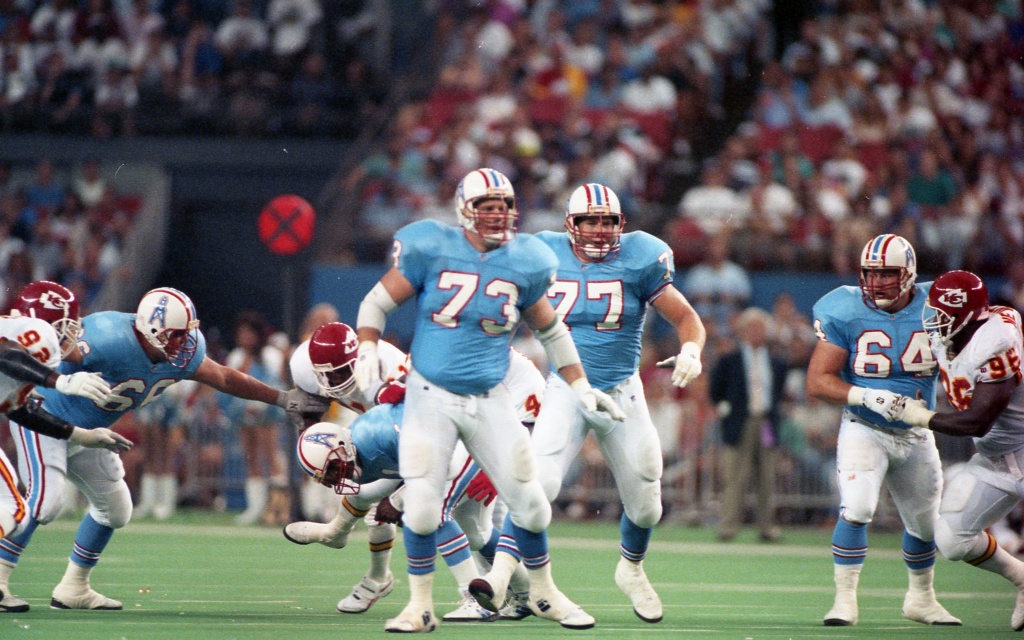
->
0, 512, 1016, 639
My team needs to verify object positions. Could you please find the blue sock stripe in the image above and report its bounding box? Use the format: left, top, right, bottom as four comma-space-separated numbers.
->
902, 532, 937, 569
620, 544, 646, 562
521, 553, 550, 570
72, 543, 101, 567
70, 514, 114, 568
620, 515, 652, 558
407, 554, 436, 574
437, 532, 468, 554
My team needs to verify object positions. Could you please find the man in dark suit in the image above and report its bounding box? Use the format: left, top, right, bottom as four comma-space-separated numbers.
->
709, 307, 789, 542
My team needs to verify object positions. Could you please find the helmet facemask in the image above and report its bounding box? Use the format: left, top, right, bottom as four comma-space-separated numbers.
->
565, 183, 624, 261
922, 270, 990, 346
308, 322, 359, 399
858, 234, 917, 310
135, 288, 201, 368
455, 168, 518, 249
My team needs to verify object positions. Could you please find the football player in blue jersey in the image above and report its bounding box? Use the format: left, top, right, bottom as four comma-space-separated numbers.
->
510, 183, 704, 624
353, 168, 625, 632
807, 234, 959, 626
295, 405, 509, 622
0, 287, 329, 612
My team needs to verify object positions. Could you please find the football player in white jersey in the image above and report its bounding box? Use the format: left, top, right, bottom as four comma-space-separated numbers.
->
354, 168, 624, 632
0, 281, 131, 612
283, 321, 408, 614
893, 271, 1024, 631
510, 183, 704, 624
807, 234, 959, 626
284, 321, 545, 620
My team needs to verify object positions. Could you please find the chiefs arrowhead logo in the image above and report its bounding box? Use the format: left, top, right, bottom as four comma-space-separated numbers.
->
937, 288, 967, 308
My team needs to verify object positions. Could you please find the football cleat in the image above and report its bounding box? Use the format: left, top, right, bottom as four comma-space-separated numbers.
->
441, 594, 497, 622
822, 600, 857, 626
283, 521, 348, 549
337, 573, 394, 614
498, 590, 532, 620
468, 575, 506, 613
1013, 588, 1024, 631
385, 605, 438, 633
50, 584, 122, 610
528, 586, 595, 629
902, 591, 961, 626
0, 586, 29, 613
614, 557, 663, 623
824, 564, 859, 626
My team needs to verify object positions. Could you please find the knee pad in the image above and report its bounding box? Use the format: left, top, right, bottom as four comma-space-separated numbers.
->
934, 517, 973, 562
636, 435, 663, 483
537, 461, 563, 503
367, 521, 396, 544
508, 483, 551, 533
401, 479, 444, 536
625, 482, 663, 529
91, 481, 132, 529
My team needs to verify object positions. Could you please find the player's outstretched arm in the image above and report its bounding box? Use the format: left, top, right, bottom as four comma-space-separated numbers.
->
5, 399, 130, 452
894, 379, 1016, 436
651, 286, 706, 388
0, 339, 111, 403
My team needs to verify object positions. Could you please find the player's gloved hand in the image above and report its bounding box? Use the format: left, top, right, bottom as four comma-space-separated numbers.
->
891, 396, 936, 428
656, 341, 702, 388
570, 378, 626, 421
278, 387, 331, 415
466, 470, 498, 506
354, 341, 380, 392
55, 372, 111, 404
848, 386, 903, 422
69, 427, 133, 452
375, 497, 403, 526
375, 379, 407, 405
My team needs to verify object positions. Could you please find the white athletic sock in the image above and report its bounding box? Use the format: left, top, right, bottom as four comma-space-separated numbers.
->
59, 562, 92, 589
448, 556, 479, 592
367, 522, 394, 582
408, 572, 434, 609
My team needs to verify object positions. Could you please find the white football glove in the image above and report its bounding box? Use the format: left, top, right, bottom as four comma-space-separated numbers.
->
848, 386, 903, 422
656, 341, 703, 388
69, 427, 133, 452
891, 396, 936, 428
570, 378, 626, 421
353, 341, 380, 392
55, 372, 111, 404
278, 387, 331, 414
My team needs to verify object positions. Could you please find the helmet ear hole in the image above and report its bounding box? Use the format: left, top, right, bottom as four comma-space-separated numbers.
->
297, 422, 360, 495
858, 234, 917, 309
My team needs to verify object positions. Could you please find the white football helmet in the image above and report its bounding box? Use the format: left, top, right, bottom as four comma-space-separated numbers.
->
565, 183, 624, 260
297, 422, 361, 495
455, 168, 518, 248
135, 287, 201, 368
858, 234, 917, 309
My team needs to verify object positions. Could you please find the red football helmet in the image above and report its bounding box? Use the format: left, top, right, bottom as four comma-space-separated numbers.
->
12, 280, 82, 358
924, 270, 990, 344
308, 322, 359, 398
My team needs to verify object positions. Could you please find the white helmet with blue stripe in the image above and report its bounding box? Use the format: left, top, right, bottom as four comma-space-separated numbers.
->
455, 168, 518, 248
565, 182, 624, 261
858, 234, 917, 309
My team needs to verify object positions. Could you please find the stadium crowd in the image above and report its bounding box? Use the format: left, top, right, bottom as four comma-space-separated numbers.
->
1, 0, 1023, 537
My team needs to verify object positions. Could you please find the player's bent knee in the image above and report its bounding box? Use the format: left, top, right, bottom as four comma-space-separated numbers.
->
508, 485, 551, 532
93, 483, 133, 529
626, 485, 663, 529
33, 493, 66, 525
934, 519, 972, 562
402, 481, 444, 535
840, 504, 875, 526
636, 438, 663, 483
538, 470, 562, 504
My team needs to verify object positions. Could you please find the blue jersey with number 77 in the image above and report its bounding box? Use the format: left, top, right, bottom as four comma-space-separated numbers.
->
37, 311, 207, 429
537, 230, 675, 390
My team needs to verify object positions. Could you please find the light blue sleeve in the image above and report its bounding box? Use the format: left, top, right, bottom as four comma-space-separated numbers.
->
394, 220, 443, 291
634, 233, 675, 301
517, 234, 558, 309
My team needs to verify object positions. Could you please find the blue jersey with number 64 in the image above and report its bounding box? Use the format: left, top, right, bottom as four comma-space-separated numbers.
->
812, 283, 935, 428
37, 311, 206, 429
